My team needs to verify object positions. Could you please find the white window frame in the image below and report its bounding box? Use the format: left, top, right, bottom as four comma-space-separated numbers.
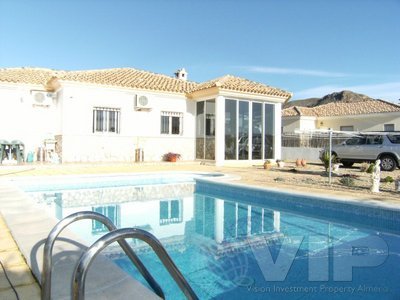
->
93, 107, 120, 134
160, 111, 183, 135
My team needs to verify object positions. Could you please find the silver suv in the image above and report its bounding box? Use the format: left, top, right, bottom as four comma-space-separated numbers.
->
330, 133, 400, 171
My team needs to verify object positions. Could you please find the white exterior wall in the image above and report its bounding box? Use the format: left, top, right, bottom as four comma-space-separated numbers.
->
282, 116, 317, 132
283, 113, 400, 133
300, 117, 317, 131
318, 113, 400, 132
282, 117, 300, 133
0, 83, 61, 159
59, 83, 195, 162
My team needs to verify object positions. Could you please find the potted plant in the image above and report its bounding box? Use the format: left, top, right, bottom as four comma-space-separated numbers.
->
263, 159, 274, 170
163, 152, 181, 162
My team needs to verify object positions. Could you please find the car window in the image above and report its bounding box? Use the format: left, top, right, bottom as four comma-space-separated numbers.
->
388, 135, 400, 144
366, 135, 383, 145
345, 137, 366, 145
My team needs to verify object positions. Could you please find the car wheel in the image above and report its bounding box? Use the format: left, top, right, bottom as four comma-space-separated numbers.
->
341, 162, 354, 168
379, 155, 396, 171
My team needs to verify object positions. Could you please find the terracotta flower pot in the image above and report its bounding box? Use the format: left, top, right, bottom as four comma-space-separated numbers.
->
263, 162, 272, 170
295, 158, 302, 167
301, 159, 307, 167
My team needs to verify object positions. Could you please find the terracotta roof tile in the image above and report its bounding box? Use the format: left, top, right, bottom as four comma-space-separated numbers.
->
282, 99, 400, 117
0, 67, 292, 98
190, 75, 292, 99
0, 67, 59, 86
282, 106, 316, 117
314, 99, 400, 116
61, 68, 198, 93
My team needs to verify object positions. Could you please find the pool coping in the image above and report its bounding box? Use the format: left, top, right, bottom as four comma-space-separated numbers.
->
196, 177, 400, 211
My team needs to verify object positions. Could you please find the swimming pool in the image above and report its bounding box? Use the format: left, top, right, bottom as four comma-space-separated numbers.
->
21, 174, 400, 299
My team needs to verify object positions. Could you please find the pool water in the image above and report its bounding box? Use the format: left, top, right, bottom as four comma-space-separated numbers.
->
112, 195, 399, 300
23, 175, 400, 300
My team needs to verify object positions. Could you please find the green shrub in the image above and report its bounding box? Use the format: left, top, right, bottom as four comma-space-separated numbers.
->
339, 176, 355, 186
320, 150, 337, 172
366, 163, 375, 174
382, 176, 394, 183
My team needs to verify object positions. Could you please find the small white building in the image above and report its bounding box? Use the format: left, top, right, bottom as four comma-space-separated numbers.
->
282, 98, 400, 133
0, 67, 292, 166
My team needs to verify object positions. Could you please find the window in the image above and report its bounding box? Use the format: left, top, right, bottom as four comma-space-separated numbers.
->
92, 205, 120, 234
346, 137, 366, 145
366, 135, 383, 145
196, 100, 215, 160
384, 124, 395, 132
225, 99, 237, 160
238, 101, 249, 160
159, 199, 182, 225
93, 107, 120, 133
388, 134, 400, 144
340, 126, 354, 131
252, 102, 263, 160
161, 112, 183, 135
264, 103, 275, 159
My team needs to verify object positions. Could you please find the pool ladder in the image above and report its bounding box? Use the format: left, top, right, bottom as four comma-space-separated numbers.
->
41, 211, 198, 300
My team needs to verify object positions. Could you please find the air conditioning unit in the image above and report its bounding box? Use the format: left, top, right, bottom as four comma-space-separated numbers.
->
134, 95, 152, 111
31, 91, 54, 106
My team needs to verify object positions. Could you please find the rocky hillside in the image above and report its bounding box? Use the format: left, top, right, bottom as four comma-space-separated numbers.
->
284, 90, 377, 108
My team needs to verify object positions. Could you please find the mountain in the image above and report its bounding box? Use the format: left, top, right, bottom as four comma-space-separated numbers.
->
284, 90, 378, 109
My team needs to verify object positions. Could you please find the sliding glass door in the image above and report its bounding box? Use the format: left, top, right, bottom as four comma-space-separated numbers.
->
252, 102, 263, 159
225, 100, 237, 160
264, 103, 275, 159
224, 99, 275, 161
238, 101, 249, 160
196, 100, 215, 160
196, 98, 276, 161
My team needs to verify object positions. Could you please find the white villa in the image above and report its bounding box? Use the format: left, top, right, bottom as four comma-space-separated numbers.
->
0, 67, 291, 166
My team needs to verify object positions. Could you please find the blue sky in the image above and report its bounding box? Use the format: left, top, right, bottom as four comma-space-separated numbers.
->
1, 0, 399, 102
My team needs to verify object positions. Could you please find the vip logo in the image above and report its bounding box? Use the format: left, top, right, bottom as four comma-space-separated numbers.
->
250, 234, 388, 282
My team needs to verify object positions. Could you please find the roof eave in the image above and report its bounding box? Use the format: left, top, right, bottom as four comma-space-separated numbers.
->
58, 79, 188, 96
318, 110, 400, 120
188, 87, 291, 103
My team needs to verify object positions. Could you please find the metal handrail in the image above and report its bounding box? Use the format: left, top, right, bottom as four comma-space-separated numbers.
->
72, 227, 199, 300
41, 211, 164, 300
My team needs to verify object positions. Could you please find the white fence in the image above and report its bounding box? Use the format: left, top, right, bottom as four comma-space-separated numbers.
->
281, 131, 356, 162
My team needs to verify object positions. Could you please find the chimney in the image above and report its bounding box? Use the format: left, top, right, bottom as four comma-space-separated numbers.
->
174, 68, 188, 81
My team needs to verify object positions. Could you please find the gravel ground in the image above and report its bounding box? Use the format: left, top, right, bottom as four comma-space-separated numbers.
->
233, 161, 400, 205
